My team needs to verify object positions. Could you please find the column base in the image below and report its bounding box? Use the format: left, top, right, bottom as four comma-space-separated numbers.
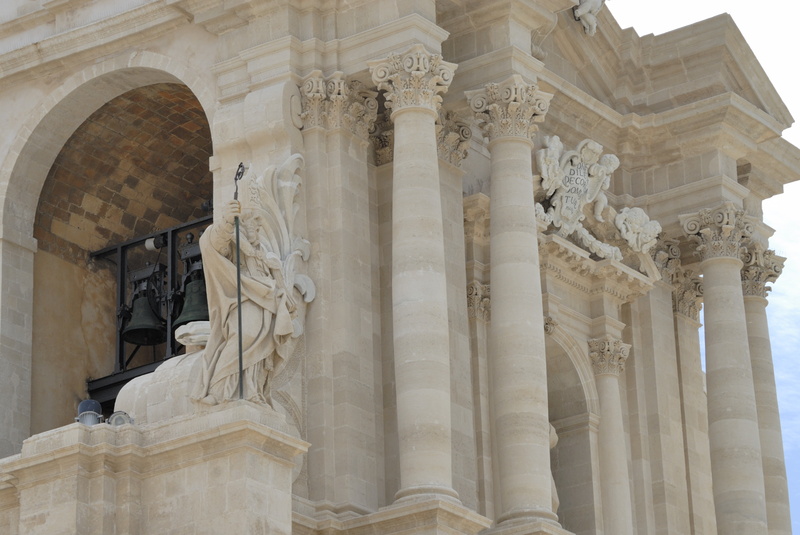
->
395, 484, 461, 503
483, 518, 574, 535
294, 496, 491, 535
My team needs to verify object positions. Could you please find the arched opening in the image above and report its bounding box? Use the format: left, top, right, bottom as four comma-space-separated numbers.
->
546, 333, 602, 535
30, 82, 213, 434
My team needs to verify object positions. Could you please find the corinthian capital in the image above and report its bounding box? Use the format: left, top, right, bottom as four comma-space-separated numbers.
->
673, 271, 703, 320
300, 71, 378, 139
679, 202, 754, 262
465, 75, 552, 142
467, 281, 491, 322
588, 335, 630, 376
368, 44, 456, 114
741, 242, 785, 298
437, 110, 472, 166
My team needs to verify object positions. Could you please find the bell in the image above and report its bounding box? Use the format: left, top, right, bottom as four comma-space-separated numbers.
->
122, 295, 166, 346
173, 278, 209, 331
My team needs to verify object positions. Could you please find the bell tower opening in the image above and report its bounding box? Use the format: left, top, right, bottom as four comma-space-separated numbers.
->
31, 82, 213, 434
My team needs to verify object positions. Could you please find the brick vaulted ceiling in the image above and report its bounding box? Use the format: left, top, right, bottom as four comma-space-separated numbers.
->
34, 83, 213, 265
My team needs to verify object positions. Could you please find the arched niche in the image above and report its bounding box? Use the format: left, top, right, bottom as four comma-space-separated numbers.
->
546, 329, 602, 535
25, 75, 214, 434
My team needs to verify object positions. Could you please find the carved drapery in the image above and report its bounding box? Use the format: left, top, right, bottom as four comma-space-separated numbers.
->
300, 71, 378, 139
588, 335, 630, 376
680, 202, 754, 261
465, 75, 551, 142
467, 281, 490, 322
741, 243, 785, 298
368, 44, 456, 114
436, 110, 471, 166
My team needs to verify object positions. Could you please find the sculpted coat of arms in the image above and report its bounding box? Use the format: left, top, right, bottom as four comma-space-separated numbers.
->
537, 136, 661, 261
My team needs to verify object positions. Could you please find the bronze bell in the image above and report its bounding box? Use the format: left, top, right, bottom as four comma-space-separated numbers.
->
122, 294, 167, 346
173, 277, 209, 330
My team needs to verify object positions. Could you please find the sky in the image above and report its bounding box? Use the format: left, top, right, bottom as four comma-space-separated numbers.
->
606, 1, 800, 531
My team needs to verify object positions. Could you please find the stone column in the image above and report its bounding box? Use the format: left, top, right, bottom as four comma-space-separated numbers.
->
466, 75, 556, 525
369, 45, 458, 501
680, 202, 768, 535
589, 335, 635, 535
741, 244, 792, 535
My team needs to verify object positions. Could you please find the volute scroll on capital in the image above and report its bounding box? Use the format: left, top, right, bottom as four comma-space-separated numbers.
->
467, 281, 491, 322
300, 71, 378, 139
680, 202, 755, 262
741, 242, 785, 298
465, 75, 552, 142
368, 44, 456, 114
588, 335, 630, 376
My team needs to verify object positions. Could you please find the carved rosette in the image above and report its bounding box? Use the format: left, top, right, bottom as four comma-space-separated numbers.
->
368, 44, 456, 114
467, 281, 491, 322
680, 202, 754, 262
300, 71, 378, 139
436, 110, 472, 166
466, 75, 552, 142
588, 336, 630, 376
741, 242, 785, 298
673, 272, 703, 320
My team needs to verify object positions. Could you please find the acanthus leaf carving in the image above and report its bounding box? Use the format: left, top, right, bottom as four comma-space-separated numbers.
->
588, 335, 630, 376
467, 281, 491, 322
300, 71, 378, 139
680, 202, 754, 261
741, 242, 785, 298
436, 110, 472, 167
466, 74, 552, 142
368, 44, 456, 113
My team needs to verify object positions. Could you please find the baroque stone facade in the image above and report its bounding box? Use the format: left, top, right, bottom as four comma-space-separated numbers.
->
0, 1, 795, 535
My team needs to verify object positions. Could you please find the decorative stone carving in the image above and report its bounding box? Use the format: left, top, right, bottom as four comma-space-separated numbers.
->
466, 75, 552, 142
368, 44, 456, 113
192, 155, 316, 407
573, 0, 606, 36
300, 71, 378, 139
544, 316, 558, 335
741, 242, 785, 298
615, 207, 662, 255
673, 272, 704, 321
464, 196, 490, 243
680, 202, 754, 261
467, 281, 491, 321
370, 111, 394, 165
588, 335, 630, 376
651, 237, 682, 284
436, 110, 472, 166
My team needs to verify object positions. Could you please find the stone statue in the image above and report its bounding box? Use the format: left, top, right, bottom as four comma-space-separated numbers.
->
574, 0, 607, 36
192, 155, 315, 407
537, 135, 565, 198
615, 207, 662, 255
587, 153, 619, 222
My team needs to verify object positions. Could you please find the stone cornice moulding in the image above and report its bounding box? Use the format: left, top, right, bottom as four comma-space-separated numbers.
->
0, 3, 188, 83
539, 234, 655, 305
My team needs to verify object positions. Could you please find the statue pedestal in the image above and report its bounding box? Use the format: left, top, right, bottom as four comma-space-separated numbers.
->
1, 401, 307, 535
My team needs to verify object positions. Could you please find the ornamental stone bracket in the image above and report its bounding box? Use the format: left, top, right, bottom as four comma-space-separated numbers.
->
535, 136, 662, 268
300, 71, 378, 142
679, 201, 755, 262
588, 335, 630, 376
741, 242, 785, 298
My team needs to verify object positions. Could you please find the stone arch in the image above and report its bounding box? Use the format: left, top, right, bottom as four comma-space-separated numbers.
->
546, 326, 602, 535
0, 52, 216, 245
0, 53, 217, 450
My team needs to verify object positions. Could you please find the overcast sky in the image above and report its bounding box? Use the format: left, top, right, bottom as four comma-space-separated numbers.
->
607, 1, 800, 530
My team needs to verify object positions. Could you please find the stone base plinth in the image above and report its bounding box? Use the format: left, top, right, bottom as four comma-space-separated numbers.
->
294, 496, 492, 535
0, 401, 307, 535
482, 519, 574, 535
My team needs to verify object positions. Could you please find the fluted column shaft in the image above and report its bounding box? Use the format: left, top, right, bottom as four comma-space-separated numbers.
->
467, 75, 556, 525
590, 336, 634, 535
742, 248, 791, 535
369, 45, 458, 500
681, 203, 768, 535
